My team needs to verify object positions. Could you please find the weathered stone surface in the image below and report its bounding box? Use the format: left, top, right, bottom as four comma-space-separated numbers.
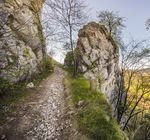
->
26, 82, 34, 88
77, 22, 120, 106
0, 0, 45, 82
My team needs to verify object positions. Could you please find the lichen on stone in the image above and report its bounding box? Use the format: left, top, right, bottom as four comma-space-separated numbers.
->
0, 0, 46, 83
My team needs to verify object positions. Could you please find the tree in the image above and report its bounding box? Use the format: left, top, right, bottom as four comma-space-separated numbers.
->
97, 11, 150, 135
64, 46, 82, 74
45, 0, 88, 77
115, 40, 150, 135
97, 11, 125, 38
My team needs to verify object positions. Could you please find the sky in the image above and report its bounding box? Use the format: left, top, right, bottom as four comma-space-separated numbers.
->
86, 0, 150, 42
44, 0, 150, 63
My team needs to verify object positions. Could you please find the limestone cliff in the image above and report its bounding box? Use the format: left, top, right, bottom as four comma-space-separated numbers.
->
0, 0, 45, 82
77, 22, 120, 106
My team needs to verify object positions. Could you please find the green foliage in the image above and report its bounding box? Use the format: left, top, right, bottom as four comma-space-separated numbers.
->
32, 55, 54, 86
39, 56, 54, 74
64, 48, 82, 77
0, 79, 25, 96
0, 78, 28, 108
42, 55, 54, 74
64, 51, 74, 69
67, 75, 128, 140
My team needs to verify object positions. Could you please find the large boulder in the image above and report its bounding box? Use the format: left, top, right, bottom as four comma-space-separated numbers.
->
77, 22, 120, 107
0, 0, 45, 82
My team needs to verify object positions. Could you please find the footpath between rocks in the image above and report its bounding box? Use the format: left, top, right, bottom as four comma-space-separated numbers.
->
0, 67, 75, 140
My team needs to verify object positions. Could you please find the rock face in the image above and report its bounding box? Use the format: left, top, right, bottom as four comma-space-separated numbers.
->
77, 22, 120, 105
0, 0, 45, 82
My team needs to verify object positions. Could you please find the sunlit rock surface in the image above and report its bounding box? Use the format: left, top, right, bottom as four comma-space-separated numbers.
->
77, 22, 120, 105
0, 0, 45, 82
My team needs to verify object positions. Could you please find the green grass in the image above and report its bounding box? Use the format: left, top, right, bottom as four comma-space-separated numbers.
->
0, 71, 52, 107
0, 83, 27, 106
67, 74, 128, 140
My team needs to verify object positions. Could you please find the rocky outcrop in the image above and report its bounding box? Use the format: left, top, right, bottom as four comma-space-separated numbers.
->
0, 0, 45, 82
77, 22, 120, 106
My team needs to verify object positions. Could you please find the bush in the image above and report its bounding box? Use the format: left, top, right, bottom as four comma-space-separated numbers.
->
64, 48, 82, 74
64, 51, 74, 69
0, 79, 26, 96
42, 55, 54, 74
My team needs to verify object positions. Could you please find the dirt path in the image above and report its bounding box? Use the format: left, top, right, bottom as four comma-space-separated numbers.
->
0, 67, 73, 140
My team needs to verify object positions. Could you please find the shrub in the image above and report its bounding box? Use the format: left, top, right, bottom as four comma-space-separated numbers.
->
64, 48, 82, 74
64, 51, 74, 69
0, 79, 26, 96
42, 55, 54, 74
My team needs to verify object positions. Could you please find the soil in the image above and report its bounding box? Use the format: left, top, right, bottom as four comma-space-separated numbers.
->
0, 67, 74, 140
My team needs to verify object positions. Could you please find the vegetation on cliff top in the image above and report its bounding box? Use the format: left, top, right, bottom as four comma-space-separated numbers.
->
67, 73, 128, 140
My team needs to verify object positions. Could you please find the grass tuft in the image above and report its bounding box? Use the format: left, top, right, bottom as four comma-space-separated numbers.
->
67, 75, 128, 140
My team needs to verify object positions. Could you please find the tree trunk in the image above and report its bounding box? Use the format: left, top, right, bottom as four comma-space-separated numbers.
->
69, 25, 77, 77
123, 93, 145, 131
